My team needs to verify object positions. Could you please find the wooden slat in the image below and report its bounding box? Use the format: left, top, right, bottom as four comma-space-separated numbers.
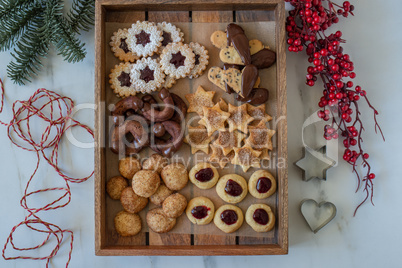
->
192, 11, 233, 23
106, 11, 146, 22
148, 11, 191, 23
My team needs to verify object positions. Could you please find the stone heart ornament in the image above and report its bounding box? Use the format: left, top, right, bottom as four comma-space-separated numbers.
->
300, 199, 337, 234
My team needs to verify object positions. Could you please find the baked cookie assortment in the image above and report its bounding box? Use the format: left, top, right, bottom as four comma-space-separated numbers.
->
186, 197, 215, 225
245, 204, 275, 233
214, 204, 244, 233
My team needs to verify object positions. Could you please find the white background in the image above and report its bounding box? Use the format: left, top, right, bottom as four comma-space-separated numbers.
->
0, 0, 401, 267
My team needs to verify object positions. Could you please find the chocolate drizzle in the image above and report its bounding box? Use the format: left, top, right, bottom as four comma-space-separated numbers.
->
232, 34, 251, 65
170, 51, 186, 68
162, 31, 172, 46
135, 30, 151, 46
119, 38, 130, 53
227, 23, 245, 46
117, 72, 131, 87
241, 64, 258, 98
140, 66, 155, 83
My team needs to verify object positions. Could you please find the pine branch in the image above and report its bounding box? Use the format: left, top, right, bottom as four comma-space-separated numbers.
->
0, 0, 34, 20
67, 0, 95, 33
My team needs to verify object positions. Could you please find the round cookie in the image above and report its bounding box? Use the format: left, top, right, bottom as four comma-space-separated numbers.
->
161, 163, 189, 191
213, 204, 244, 233
132, 170, 160, 198
109, 28, 139, 62
119, 156, 141, 179
109, 62, 136, 98
106, 176, 128, 200
162, 193, 187, 218
114, 211, 142, 237
189, 162, 219, 189
216, 174, 248, 204
160, 43, 195, 79
156, 22, 184, 52
245, 204, 275, 232
146, 208, 176, 233
130, 57, 165, 94
127, 21, 163, 57
120, 187, 148, 213
186, 197, 215, 225
188, 42, 209, 79
248, 170, 277, 199
149, 184, 173, 206
142, 154, 168, 174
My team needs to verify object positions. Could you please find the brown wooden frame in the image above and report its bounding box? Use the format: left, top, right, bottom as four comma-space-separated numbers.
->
95, 0, 288, 256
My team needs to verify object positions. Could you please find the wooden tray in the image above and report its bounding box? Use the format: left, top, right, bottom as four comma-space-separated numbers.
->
95, 0, 288, 256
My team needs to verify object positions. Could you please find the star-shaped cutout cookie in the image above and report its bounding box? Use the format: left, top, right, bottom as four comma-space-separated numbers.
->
231, 145, 262, 172
227, 103, 254, 133
247, 104, 272, 126
198, 103, 230, 136
245, 121, 275, 151
218, 98, 228, 112
184, 125, 213, 154
213, 130, 246, 156
185, 86, 215, 116
256, 148, 270, 160
209, 144, 235, 169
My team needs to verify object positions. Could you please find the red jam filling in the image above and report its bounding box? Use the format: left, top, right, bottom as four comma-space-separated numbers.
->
195, 168, 214, 182
253, 208, 269, 225
170, 51, 186, 68
135, 30, 151, 46
224, 179, 243, 196
140, 66, 155, 83
220, 209, 238, 225
191, 206, 209, 219
256, 177, 272, 193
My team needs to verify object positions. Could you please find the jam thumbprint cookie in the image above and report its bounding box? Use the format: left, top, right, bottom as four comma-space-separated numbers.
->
216, 174, 248, 204
186, 197, 215, 225
189, 162, 219, 189
245, 204, 275, 232
214, 204, 244, 233
248, 170, 277, 199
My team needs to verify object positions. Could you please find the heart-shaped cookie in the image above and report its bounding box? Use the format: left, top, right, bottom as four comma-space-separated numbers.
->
300, 199, 336, 234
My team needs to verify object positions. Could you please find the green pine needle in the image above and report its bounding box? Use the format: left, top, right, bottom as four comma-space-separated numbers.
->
68, 0, 95, 33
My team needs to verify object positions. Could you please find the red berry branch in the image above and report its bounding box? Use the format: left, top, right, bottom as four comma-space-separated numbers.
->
285, 0, 384, 215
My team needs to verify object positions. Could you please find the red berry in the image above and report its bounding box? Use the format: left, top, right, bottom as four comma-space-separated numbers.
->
363, 153, 369, 159
368, 173, 375, 179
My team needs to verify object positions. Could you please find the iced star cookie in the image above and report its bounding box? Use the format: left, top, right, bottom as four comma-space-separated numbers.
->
127, 21, 163, 57
184, 125, 213, 154
130, 57, 165, 94
213, 130, 245, 156
189, 162, 219, 189
248, 170, 277, 199
157, 22, 184, 52
109, 28, 139, 62
214, 204, 244, 233
198, 103, 230, 136
185, 86, 215, 116
245, 204, 275, 232
109, 62, 136, 97
188, 42, 209, 79
216, 174, 248, 204
227, 103, 254, 133
186, 196, 215, 225
160, 43, 195, 79
231, 145, 261, 172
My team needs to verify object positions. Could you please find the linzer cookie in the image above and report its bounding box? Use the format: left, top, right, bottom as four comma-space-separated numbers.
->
157, 22, 184, 52
160, 43, 195, 79
130, 57, 165, 93
127, 21, 163, 57
188, 42, 209, 79
109, 28, 139, 62
161, 75, 177, 89
109, 62, 136, 97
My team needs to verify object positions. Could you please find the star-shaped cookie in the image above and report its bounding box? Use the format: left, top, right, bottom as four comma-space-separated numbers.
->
213, 130, 246, 156
198, 103, 230, 136
185, 85, 215, 116
256, 148, 270, 160
227, 103, 254, 133
247, 103, 272, 126
231, 145, 262, 172
184, 125, 213, 154
245, 121, 276, 150
218, 98, 228, 112
209, 144, 235, 169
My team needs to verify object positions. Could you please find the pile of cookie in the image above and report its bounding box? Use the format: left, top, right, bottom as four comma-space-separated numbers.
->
208, 23, 276, 105
186, 162, 277, 233
107, 154, 190, 236
184, 85, 275, 172
109, 21, 209, 97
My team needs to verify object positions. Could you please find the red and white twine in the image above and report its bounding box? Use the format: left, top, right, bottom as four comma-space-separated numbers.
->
0, 78, 94, 267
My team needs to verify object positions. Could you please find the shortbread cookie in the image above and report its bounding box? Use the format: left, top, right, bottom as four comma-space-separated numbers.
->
127, 21, 163, 57
245, 121, 276, 151
120, 187, 148, 213
227, 103, 254, 133
160, 43, 195, 79
245, 204, 275, 232
188, 42, 209, 79
119, 156, 141, 179
162, 193, 187, 218
213, 130, 245, 156
109, 62, 136, 97
249, 39, 264, 55
142, 154, 168, 174
248, 170, 277, 199
184, 125, 213, 154
209, 67, 260, 94
214, 204, 244, 233
189, 162, 219, 189
231, 145, 262, 172
185, 85, 215, 116
247, 104, 272, 126
210, 30, 227, 49
209, 144, 235, 169
216, 174, 248, 204
219, 40, 265, 65
132, 170, 160, 198
149, 184, 173, 206
223, 68, 242, 94
106, 176, 128, 200
198, 103, 230, 136
130, 57, 165, 94
146, 208, 176, 233
208, 67, 226, 91
161, 163, 189, 191
114, 211, 142, 237
186, 197, 215, 225
109, 28, 139, 62
157, 22, 184, 52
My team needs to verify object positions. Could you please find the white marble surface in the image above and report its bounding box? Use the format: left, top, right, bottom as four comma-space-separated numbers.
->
0, 0, 401, 267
